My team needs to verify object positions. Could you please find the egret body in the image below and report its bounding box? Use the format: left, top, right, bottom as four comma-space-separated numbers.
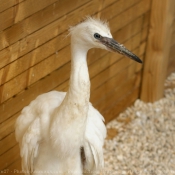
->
15, 17, 142, 175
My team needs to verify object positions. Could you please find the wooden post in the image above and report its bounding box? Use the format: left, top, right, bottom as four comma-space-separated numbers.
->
140, 0, 175, 102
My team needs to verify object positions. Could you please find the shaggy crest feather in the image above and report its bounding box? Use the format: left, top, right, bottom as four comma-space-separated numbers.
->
69, 16, 110, 35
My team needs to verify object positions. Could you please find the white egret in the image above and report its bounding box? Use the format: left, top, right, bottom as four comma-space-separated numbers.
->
15, 17, 142, 175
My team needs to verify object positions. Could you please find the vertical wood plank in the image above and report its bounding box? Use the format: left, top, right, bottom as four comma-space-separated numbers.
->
140, 0, 175, 102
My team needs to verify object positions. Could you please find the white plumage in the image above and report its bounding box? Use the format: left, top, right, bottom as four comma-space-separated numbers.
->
15, 17, 142, 175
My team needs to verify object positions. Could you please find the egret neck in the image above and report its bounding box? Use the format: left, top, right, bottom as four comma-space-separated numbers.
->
67, 40, 90, 106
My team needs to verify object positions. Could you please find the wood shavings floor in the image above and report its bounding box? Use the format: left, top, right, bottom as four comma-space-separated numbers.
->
104, 72, 175, 175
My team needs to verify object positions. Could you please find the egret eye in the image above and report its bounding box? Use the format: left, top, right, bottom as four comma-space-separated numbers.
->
94, 33, 101, 40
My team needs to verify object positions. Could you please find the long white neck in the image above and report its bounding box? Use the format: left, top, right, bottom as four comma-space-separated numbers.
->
56, 38, 91, 118
66, 41, 90, 105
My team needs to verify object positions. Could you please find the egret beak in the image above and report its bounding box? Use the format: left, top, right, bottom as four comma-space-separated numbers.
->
100, 36, 142, 64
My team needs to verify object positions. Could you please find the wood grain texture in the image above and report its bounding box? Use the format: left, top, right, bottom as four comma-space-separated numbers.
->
0, 0, 58, 31
104, 73, 141, 113
5, 158, 22, 175
167, 21, 175, 75
93, 64, 142, 113
0, 0, 90, 51
141, 0, 175, 102
109, 0, 151, 33
0, 132, 16, 156
0, 144, 19, 170
0, 0, 24, 13
105, 87, 140, 123
91, 62, 138, 104
99, 0, 140, 20
167, 44, 175, 75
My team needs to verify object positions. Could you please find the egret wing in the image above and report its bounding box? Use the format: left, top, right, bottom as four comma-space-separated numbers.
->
15, 91, 66, 174
20, 117, 41, 175
84, 103, 106, 171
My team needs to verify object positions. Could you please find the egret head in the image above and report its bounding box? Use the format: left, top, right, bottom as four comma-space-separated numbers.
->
69, 17, 142, 63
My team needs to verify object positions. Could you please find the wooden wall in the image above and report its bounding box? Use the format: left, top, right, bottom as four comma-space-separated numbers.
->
167, 13, 175, 75
0, 0, 151, 173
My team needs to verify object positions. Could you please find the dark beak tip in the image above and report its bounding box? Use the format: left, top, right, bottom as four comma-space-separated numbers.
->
132, 55, 143, 64
137, 59, 143, 64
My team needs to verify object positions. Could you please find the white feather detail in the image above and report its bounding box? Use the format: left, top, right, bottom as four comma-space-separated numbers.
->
20, 118, 41, 175
84, 104, 106, 171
